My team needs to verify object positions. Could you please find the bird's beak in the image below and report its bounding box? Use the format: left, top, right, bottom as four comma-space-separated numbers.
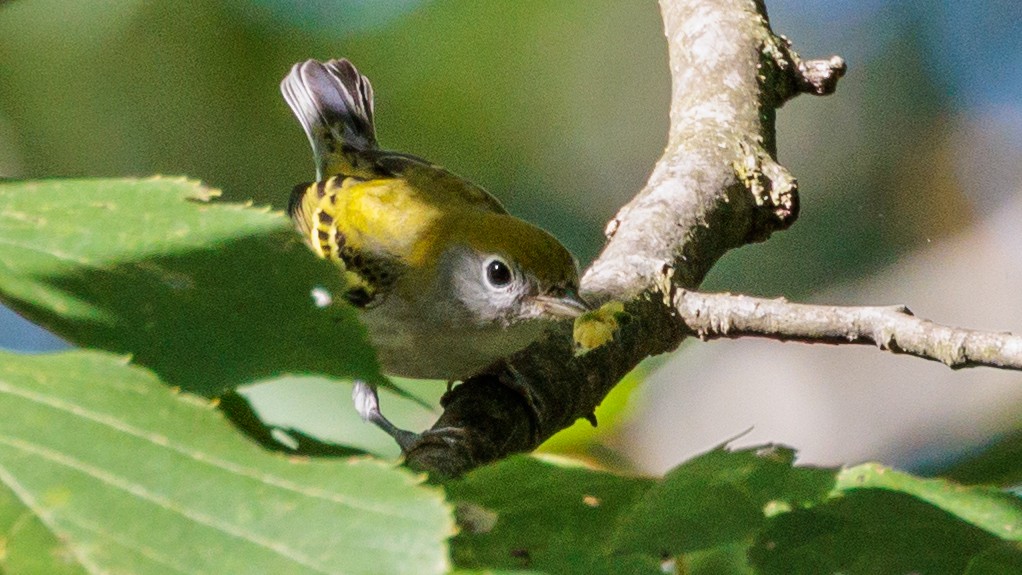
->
534, 289, 591, 319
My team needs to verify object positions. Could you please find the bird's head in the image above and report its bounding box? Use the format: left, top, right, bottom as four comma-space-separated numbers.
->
423, 211, 588, 328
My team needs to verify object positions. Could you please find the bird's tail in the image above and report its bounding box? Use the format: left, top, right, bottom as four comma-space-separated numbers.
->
281, 59, 378, 180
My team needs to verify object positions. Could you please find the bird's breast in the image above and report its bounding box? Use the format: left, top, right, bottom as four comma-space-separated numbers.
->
358, 300, 551, 381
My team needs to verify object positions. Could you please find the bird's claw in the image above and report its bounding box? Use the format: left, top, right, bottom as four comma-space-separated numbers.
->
352, 381, 421, 452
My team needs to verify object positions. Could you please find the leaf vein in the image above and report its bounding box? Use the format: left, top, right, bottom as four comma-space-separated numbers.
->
0, 236, 100, 269
0, 462, 109, 575
0, 379, 418, 519
0, 435, 334, 574
59, 513, 198, 575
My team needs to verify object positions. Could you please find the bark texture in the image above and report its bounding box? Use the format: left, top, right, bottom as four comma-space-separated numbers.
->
673, 290, 1022, 370
402, 0, 1022, 478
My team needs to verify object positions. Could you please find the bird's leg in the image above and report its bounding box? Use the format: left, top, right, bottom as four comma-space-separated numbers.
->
352, 381, 420, 452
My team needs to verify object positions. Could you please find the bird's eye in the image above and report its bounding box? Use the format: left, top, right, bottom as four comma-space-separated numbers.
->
484, 257, 513, 288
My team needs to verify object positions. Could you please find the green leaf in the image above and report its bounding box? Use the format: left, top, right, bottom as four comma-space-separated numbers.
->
750, 489, 1000, 575
679, 542, 756, 575
0, 481, 88, 575
0, 177, 384, 397
449, 571, 547, 575
445, 456, 660, 575
964, 541, 1022, 574
836, 463, 1022, 540
446, 446, 1022, 575
749, 463, 1022, 574
0, 350, 454, 574
942, 428, 1022, 488
611, 444, 836, 556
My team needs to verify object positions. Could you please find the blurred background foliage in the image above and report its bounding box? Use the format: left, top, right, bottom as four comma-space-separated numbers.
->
0, 0, 1020, 477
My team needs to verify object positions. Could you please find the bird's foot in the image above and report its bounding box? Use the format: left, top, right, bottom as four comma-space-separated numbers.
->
352, 381, 420, 452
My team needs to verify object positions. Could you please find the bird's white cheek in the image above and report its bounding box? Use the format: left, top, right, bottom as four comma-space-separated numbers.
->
451, 275, 527, 328
453, 275, 513, 325
436, 247, 525, 327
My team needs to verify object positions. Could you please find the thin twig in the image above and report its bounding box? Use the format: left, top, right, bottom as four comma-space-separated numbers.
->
673, 289, 1022, 370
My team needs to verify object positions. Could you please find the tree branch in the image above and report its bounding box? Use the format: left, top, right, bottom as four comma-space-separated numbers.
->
404, 0, 847, 478
400, 0, 1021, 478
673, 289, 1022, 370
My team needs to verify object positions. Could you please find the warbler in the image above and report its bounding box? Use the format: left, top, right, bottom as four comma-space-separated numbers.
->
281, 59, 587, 447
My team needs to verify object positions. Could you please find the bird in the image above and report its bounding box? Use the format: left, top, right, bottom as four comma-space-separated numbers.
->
281, 58, 588, 449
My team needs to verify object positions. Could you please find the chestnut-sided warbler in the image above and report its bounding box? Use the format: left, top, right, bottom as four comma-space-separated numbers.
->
281, 59, 588, 447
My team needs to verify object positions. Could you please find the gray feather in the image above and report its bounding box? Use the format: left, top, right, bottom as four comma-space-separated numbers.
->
281, 59, 378, 179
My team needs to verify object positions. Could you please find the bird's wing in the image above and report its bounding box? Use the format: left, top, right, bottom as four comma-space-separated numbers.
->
288, 176, 411, 308
368, 151, 509, 216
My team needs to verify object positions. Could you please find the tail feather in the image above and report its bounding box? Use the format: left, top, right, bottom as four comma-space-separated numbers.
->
281, 59, 378, 179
